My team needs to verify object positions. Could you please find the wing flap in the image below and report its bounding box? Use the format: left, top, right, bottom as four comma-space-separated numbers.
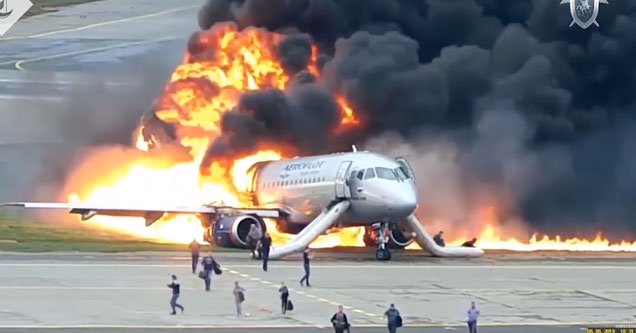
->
1, 202, 281, 226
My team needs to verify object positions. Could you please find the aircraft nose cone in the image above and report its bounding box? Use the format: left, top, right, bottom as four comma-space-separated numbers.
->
395, 189, 417, 216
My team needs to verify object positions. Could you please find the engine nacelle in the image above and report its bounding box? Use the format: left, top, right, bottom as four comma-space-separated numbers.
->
388, 226, 414, 248
363, 225, 414, 249
212, 215, 265, 249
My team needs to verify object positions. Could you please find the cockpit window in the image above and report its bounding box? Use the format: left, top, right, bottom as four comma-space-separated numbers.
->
399, 166, 411, 179
364, 167, 376, 179
357, 170, 365, 180
395, 167, 409, 180
375, 167, 397, 180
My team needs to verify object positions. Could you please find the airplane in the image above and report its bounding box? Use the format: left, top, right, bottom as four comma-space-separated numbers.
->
0, 147, 484, 260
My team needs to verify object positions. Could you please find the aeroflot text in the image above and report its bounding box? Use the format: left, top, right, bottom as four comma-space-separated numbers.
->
283, 161, 326, 171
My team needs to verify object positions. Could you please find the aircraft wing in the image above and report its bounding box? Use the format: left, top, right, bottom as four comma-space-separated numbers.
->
0, 202, 282, 226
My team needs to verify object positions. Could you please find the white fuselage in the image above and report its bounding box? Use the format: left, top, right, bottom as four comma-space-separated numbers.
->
249, 151, 418, 228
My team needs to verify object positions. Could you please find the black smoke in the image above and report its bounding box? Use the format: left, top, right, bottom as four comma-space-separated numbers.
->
199, 82, 339, 172
190, 0, 636, 233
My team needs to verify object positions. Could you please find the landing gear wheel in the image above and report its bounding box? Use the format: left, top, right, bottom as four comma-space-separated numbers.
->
376, 249, 392, 261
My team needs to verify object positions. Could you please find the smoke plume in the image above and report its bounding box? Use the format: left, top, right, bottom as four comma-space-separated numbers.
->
190, 0, 636, 233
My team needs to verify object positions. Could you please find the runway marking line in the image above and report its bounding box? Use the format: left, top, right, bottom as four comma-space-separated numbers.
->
10, 36, 178, 71
223, 267, 381, 319
0, 77, 135, 86
0, 4, 199, 41
0, 321, 626, 329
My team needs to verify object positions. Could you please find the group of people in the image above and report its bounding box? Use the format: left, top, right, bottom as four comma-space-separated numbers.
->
177, 236, 481, 333
185, 236, 305, 318
245, 224, 272, 271
167, 244, 222, 315
330, 302, 480, 333
433, 230, 478, 248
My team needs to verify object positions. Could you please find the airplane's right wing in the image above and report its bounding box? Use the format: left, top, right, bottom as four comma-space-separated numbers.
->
0, 202, 281, 226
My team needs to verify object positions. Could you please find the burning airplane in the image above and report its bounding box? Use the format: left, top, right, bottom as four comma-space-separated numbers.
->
4, 0, 636, 255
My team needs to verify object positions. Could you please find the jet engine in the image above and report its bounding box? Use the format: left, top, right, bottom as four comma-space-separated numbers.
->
211, 215, 266, 248
363, 224, 414, 249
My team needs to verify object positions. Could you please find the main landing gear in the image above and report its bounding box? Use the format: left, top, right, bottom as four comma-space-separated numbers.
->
375, 222, 392, 261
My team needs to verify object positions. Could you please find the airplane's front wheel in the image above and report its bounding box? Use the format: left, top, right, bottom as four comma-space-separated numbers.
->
376, 248, 391, 261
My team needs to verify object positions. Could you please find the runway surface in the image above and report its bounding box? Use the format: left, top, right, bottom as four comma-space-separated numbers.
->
0, 0, 202, 72
0, 250, 635, 332
0, 0, 200, 203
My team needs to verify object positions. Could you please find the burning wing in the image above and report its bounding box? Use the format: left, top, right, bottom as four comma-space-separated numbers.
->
0, 202, 281, 226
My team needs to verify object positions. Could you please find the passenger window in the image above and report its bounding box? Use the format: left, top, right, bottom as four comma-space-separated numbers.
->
357, 170, 364, 180
376, 167, 397, 180
364, 168, 375, 180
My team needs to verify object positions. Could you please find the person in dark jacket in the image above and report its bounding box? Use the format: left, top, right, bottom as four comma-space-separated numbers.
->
300, 248, 313, 287
167, 275, 184, 315
331, 305, 350, 333
279, 282, 289, 314
200, 252, 215, 291
260, 232, 272, 272
433, 231, 445, 247
384, 303, 401, 333
188, 239, 200, 274
462, 238, 477, 247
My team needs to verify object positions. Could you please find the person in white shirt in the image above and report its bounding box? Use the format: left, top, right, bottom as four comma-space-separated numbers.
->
467, 301, 480, 333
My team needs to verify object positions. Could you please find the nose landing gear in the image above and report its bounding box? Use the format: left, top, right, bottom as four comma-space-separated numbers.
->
375, 222, 392, 261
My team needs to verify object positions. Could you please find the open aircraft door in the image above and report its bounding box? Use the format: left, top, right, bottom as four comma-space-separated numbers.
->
335, 160, 352, 198
395, 157, 415, 182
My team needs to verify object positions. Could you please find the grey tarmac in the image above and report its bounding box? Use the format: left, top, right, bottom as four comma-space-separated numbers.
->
0, 0, 203, 72
0, 250, 633, 333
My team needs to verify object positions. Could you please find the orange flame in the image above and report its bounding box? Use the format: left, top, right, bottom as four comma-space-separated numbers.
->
61, 23, 636, 252
63, 23, 361, 245
336, 95, 359, 126
406, 205, 636, 252
264, 219, 366, 249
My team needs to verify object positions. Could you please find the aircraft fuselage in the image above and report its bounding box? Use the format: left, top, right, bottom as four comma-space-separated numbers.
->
249, 151, 418, 228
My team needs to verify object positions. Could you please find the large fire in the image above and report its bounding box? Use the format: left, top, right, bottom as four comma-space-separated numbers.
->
62, 23, 636, 252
